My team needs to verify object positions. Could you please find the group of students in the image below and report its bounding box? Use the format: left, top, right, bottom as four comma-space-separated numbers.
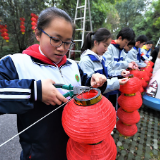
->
0, 7, 153, 160
79, 27, 153, 109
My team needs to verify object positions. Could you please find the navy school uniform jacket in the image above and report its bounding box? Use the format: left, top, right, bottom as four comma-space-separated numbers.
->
0, 44, 106, 160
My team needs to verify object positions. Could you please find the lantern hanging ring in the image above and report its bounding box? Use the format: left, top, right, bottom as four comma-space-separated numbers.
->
74, 88, 102, 106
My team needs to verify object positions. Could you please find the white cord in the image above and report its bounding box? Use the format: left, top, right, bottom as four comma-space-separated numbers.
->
0, 95, 76, 148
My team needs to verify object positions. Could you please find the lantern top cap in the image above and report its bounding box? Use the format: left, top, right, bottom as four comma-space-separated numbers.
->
124, 74, 134, 78
74, 88, 102, 106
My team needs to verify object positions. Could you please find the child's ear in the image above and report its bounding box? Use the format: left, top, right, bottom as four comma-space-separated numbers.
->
136, 41, 140, 45
138, 41, 141, 44
94, 40, 98, 46
35, 28, 40, 41
118, 36, 122, 40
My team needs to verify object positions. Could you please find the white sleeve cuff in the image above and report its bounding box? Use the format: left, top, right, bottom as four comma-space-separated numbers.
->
34, 81, 37, 101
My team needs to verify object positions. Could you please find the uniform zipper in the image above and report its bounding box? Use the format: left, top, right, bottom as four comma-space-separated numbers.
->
59, 67, 63, 77
58, 64, 71, 78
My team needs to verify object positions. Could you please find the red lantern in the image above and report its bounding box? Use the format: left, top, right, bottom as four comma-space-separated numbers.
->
31, 22, 36, 26
0, 25, 2, 33
62, 88, 117, 159
67, 135, 117, 160
20, 21, 25, 25
3, 32, 8, 36
144, 66, 152, 74
117, 107, 140, 125
31, 17, 37, 22
141, 78, 148, 88
149, 72, 152, 78
1, 32, 5, 37
31, 26, 36, 30
139, 86, 144, 93
140, 70, 150, 82
118, 92, 142, 112
20, 17, 25, 34
62, 89, 116, 144
148, 61, 154, 67
117, 120, 138, 137
3, 28, 8, 32
4, 36, 9, 42
31, 13, 38, 32
130, 70, 141, 79
139, 80, 144, 93
117, 75, 142, 136
119, 76, 141, 94
1, 25, 9, 42
129, 70, 145, 93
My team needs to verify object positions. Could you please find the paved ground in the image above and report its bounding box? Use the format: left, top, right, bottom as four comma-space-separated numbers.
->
114, 105, 160, 160
0, 114, 21, 160
0, 105, 159, 160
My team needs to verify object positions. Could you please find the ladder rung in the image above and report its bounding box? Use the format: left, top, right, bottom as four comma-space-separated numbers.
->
75, 30, 91, 33
77, 5, 85, 9
69, 50, 81, 52
75, 60, 80, 63
74, 40, 82, 42
75, 17, 84, 20
75, 29, 83, 31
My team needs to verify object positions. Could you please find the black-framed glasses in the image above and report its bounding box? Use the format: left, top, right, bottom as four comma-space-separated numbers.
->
38, 28, 75, 50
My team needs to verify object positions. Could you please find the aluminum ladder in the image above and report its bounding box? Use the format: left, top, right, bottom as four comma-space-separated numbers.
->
68, 0, 93, 59
156, 37, 160, 47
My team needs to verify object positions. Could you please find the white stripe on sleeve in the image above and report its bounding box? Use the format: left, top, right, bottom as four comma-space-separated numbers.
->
34, 81, 37, 101
0, 95, 31, 99
0, 88, 31, 93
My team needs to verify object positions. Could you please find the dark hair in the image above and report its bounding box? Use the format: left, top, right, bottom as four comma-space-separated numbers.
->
136, 35, 148, 43
145, 40, 153, 45
36, 7, 74, 37
81, 28, 112, 53
117, 27, 135, 41
128, 39, 135, 46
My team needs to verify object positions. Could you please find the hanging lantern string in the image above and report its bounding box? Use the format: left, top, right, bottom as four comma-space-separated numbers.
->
0, 83, 96, 148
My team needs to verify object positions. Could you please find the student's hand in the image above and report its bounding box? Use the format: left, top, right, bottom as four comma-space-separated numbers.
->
131, 61, 138, 68
129, 62, 139, 70
41, 79, 68, 106
91, 73, 107, 88
144, 60, 149, 64
128, 62, 134, 69
121, 70, 130, 77
119, 78, 129, 85
132, 64, 139, 70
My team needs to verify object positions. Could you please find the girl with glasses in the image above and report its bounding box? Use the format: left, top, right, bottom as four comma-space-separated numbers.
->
0, 7, 107, 160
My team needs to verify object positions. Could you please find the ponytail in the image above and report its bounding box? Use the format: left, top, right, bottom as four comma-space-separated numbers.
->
81, 32, 95, 53
81, 28, 112, 54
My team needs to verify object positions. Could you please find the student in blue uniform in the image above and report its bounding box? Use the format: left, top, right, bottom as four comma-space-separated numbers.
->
141, 40, 153, 61
102, 27, 137, 108
124, 39, 135, 53
0, 7, 107, 160
126, 35, 148, 68
103, 27, 137, 72
79, 28, 129, 104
